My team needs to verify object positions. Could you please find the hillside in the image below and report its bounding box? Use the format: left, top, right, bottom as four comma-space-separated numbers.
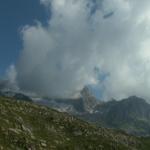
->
0, 96, 147, 150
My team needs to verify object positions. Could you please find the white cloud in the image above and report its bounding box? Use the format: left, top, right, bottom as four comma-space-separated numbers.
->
13, 0, 150, 100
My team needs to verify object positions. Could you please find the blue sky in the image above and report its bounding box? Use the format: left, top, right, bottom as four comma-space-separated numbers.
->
0, 0, 48, 77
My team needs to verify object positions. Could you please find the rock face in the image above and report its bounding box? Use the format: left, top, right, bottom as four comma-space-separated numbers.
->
0, 96, 149, 150
80, 86, 99, 113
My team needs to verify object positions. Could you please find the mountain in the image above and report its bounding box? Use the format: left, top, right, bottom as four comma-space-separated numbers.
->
2, 85, 150, 137
0, 96, 150, 149
78, 96, 150, 136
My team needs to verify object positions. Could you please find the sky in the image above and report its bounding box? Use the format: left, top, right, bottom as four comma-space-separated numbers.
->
1, 0, 150, 101
0, 0, 48, 77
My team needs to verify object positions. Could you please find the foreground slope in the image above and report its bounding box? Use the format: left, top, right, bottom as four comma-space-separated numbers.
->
0, 96, 148, 150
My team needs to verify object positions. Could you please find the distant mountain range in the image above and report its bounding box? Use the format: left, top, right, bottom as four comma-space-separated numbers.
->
78, 96, 150, 136
34, 89, 150, 137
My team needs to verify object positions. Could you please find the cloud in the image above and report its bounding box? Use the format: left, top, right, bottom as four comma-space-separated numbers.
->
0, 65, 19, 91
13, 0, 150, 100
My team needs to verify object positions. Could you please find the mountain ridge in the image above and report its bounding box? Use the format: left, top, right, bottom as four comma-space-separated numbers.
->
35, 94, 150, 136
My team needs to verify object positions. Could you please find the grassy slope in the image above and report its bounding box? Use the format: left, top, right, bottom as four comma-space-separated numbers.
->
0, 96, 149, 150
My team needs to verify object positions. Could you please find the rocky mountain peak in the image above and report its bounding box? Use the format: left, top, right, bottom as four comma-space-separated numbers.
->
80, 87, 98, 113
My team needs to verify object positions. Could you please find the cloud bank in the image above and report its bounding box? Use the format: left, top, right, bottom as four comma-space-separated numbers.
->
9, 0, 150, 100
